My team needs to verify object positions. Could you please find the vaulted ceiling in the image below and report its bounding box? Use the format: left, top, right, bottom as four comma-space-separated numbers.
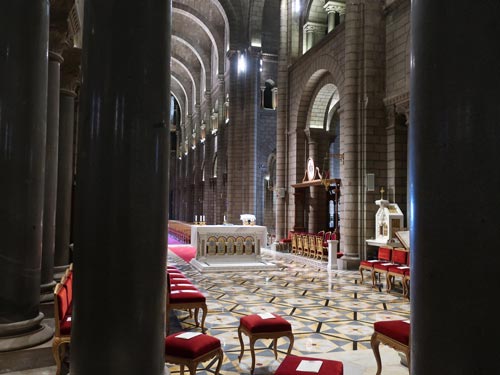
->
171, 0, 279, 122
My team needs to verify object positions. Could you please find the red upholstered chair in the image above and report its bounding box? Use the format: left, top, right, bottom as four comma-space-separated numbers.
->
386, 250, 410, 295
165, 332, 223, 375
274, 355, 344, 375
238, 313, 294, 375
371, 320, 410, 375
372, 248, 408, 289
359, 246, 392, 285
403, 271, 411, 299
52, 283, 72, 375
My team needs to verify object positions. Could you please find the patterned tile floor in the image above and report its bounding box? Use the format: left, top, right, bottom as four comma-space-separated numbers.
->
1, 248, 409, 375
166, 249, 410, 375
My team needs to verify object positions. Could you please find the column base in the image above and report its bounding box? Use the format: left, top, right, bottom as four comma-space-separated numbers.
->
336, 255, 360, 271
0, 313, 54, 352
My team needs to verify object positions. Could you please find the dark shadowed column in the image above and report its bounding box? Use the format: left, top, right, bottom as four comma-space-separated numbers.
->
0, 0, 54, 351
54, 47, 81, 275
410, 1, 500, 374
40, 1, 75, 301
39, 50, 63, 302
70, 0, 171, 374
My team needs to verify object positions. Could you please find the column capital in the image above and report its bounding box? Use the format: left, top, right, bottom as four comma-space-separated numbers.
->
60, 47, 81, 95
324, 1, 346, 15
303, 21, 327, 34
49, 28, 72, 57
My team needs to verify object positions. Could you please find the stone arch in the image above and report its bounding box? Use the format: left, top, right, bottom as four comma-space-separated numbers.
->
290, 52, 344, 133
173, 6, 223, 74
172, 35, 210, 92
171, 57, 198, 106
307, 82, 339, 130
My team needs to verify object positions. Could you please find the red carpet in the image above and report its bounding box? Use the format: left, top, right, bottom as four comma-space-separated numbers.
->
168, 245, 196, 263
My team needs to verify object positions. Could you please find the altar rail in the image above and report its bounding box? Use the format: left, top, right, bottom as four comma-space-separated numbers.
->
168, 220, 192, 243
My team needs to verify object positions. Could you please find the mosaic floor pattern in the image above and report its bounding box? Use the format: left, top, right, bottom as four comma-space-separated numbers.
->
166, 249, 410, 375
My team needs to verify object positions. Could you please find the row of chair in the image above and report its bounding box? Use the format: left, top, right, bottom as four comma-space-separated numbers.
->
289, 231, 344, 261
359, 246, 410, 298
166, 265, 208, 335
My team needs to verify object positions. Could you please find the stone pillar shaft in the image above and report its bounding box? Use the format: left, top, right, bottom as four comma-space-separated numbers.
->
410, 1, 500, 374
40, 52, 62, 294
0, 0, 54, 351
54, 89, 76, 272
71, 1, 170, 373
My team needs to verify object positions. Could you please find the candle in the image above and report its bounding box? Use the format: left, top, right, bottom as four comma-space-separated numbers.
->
195, 215, 197, 222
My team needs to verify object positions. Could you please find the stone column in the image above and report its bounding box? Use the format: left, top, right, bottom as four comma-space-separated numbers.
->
324, 1, 346, 32
40, 48, 63, 301
0, 0, 54, 351
302, 22, 316, 53
225, 49, 240, 223
71, 0, 170, 373
410, 1, 500, 374
40, 0, 74, 301
216, 74, 227, 223
54, 47, 81, 277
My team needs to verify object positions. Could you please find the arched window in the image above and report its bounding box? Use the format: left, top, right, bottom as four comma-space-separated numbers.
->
262, 80, 276, 110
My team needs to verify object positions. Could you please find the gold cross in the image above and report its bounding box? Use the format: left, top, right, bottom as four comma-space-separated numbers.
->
380, 186, 385, 200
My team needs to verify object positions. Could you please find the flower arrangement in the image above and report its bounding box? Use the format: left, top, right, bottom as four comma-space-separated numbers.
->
240, 214, 256, 225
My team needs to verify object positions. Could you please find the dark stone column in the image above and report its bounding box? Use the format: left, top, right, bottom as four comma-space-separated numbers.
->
0, 0, 54, 351
410, 1, 500, 374
54, 47, 81, 276
39, 50, 63, 302
71, 0, 171, 374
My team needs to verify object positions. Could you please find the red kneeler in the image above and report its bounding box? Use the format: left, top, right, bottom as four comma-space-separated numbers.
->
165, 332, 223, 375
238, 313, 294, 375
274, 355, 344, 375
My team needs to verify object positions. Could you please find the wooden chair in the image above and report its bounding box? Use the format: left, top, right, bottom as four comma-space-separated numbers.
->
302, 235, 310, 257
359, 246, 392, 285
291, 233, 298, 254
387, 252, 410, 294
307, 234, 316, 258
296, 234, 303, 256
238, 313, 294, 375
52, 283, 72, 375
372, 248, 408, 289
165, 332, 223, 375
371, 320, 410, 375
315, 235, 327, 261
403, 271, 410, 299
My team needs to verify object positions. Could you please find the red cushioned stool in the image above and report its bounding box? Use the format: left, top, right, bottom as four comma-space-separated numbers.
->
371, 320, 410, 375
274, 355, 344, 375
238, 313, 294, 375
165, 332, 223, 375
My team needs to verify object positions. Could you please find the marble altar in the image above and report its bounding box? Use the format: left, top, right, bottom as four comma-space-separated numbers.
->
189, 225, 277, 272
